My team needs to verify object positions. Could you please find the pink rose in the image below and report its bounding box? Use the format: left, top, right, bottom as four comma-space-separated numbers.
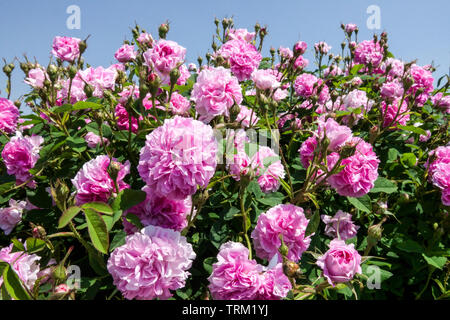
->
0, 98, 20, 134
217, 39, 262, 81
316, 239, 362, 286
191, 66, 242, 123
24, 68, 47, 89
114, 44, 137, 63
0, 199, 27, 235
85, 131, 109, 148
251, 69, 280, 90
51, 36, 81, 62
143, 39, 186, 85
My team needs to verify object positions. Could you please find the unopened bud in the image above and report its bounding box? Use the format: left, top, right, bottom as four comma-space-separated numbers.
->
52, 264, 67, 283
47, 64, 58, 82
367, 223, 383, 246
254, 23, 261, 34
340, 143, 357, 158
158, 23, 170, 39
107, 160, 122, 185
84, 83, 94, 98
68, 65, 77, 79
283, 260, 299, 277
169, 68, 181, 86
79, 40, 87, 55
14, 100, 21, 108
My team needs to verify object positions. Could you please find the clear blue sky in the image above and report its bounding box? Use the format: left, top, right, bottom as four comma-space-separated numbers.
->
1, 0, 449, 107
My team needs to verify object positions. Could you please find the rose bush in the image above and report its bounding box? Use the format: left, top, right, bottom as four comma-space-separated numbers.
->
0, 19, 448, 300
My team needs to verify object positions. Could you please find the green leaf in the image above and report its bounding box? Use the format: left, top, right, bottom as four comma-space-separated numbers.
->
400, 153, 417, 168
397, 125, 427, 136
422, 254, 447, 270
224, 206, 240, 221
25, 238, 46, 254
81, 202, 113, 215
125, 213, 144, 230
50, 104, 73, 113
11, 238, 25, 252
0, 181, 15, 194
84, 208, 109, 254
396, 239, 424, 253
203, 257, 215, 274
73, 101, 103, 110
2, 264, 32, 300
387, 148, 399, 162
347, 195, 372, 213
66, 136, 87, 153
58, 206, 81, 229
256, 192, 285, 206
305, 211, 320, 237
112, 189, 146, 212
370, 177, 398, 194
350, 64, 365, 75
110, 230, 127, 252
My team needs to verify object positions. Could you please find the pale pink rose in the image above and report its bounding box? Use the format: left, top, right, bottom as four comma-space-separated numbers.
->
252, 146, 285, 193
251, 69, 280, 90
431, 92, 450, 113
85, 131, 109, 148
107, 225, 196, 300
0, 243, 41, 290
191, 67, 242, 123
51, 36, 81, 62
380, 80, 404, 100
251, 204, 312, 261
114, 44, 137, 63
0, 199, 27, 235
316, 239, 362, 286
124, 186, 192, 233
273, 88, 288, 102
327, 138, 380, 197
169, 92, 191, 115
227, 28, 256, 42
143, 39, 186, 85
58, 75, 86, 104
381, 58, 404, 79
0, 98, 20, 133
294, 55, 309, 70
235, 105, 259, 128
294, 73, 329, 104
118, 85, 140, 105
321, 210, 360, 240
353, 40, 384, 68
78, 66, 117, 98
408, 64, 434, 105
208, 242, 291, 300
1, 132, 44, 186
138, 116, 218, 200
136, 32, 154, 46
71, 155, 130, 205
217, 39, 262, 81
381, 99, 410, 128
24, 68, 47, 89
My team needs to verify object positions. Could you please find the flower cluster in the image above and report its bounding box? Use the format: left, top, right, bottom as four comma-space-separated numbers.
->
107, 225, 196, 300
208, 242, 291, 300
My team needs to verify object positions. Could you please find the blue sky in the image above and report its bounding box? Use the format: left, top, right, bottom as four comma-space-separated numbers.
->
1, 0, 449, 107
